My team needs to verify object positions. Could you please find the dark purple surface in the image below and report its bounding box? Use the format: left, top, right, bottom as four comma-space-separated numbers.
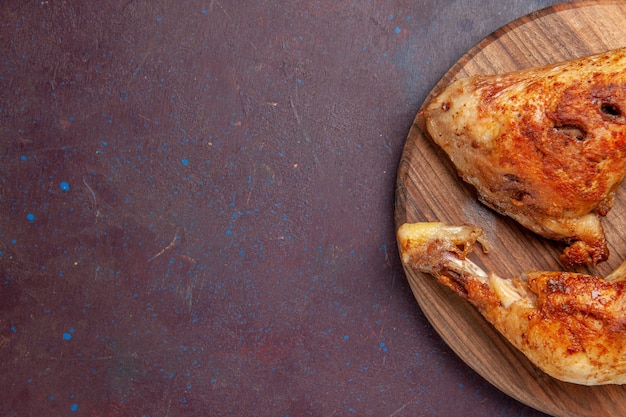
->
1, 1, 562, 416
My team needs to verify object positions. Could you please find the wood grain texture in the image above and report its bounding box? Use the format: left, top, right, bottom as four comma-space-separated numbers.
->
395, 2, 626, 416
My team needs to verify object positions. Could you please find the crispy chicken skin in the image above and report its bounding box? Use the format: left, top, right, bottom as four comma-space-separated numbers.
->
423, 47, 626, 267
397, 222, 626, 385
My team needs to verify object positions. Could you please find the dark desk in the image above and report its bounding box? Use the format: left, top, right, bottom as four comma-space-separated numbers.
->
1, 1, 561, 415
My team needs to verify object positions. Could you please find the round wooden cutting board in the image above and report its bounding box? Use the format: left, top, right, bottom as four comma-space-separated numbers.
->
395, 2, 626, 416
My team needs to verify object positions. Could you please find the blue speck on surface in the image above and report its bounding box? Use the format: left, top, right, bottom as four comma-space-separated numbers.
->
343, 335, 349, 340
70, 403, 78, 412
156, 17, 162, 23
202, 9, 207, 14
63, 332, 72, 340
26, 213, 35, 222
394, 27, 401, 34
60, 181, 70, 191
21, 155, 27, 161
181, 159, 189, 166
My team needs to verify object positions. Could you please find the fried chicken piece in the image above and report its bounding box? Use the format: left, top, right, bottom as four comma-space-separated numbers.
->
423, 47, 626, 267
397, 222, 626, 385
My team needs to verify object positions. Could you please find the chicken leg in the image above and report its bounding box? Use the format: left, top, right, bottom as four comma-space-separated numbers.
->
397, 222, 626, 385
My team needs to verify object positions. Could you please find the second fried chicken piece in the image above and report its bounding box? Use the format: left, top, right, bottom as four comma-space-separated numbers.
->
397, 222, 626, 385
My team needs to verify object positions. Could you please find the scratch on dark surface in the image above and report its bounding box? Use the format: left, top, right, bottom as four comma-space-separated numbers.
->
189, 279, 205, 318
82, 175, 102, 223
148, 227, 180, 262
389, 401, 413, 417
210, 0, 232, 22
137, 113, 152, 122
290, 97, 313, 144
289, 98, 302, 125
24, 289, 45, 307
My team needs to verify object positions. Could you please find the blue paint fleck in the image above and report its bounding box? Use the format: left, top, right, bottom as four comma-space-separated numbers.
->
181, 159, 189, 166
49, 395, 55, 401
201, 9, 207, 14
60, 181, 70, 191
21, 155, 27, 161
394, 27, 401, 34
26, 213, 35, 222
343, 335, 349, 340
156, 17, 162, 23
70, 403, 78, 412
11, 325, 17, 333
62, 332, 72, 340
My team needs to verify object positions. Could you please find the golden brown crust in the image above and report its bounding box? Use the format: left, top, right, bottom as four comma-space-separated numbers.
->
424, 47, 626, 266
